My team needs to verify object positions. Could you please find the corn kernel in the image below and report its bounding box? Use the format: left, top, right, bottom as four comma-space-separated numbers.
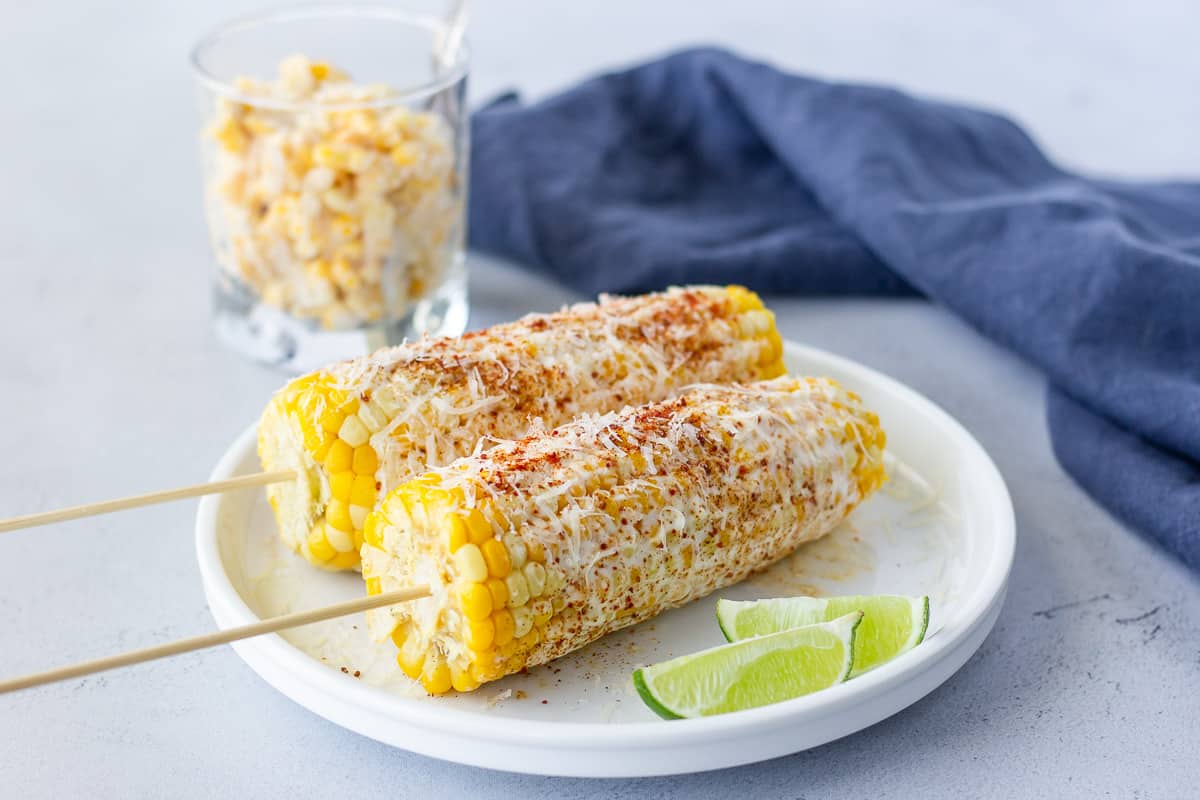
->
471, 660, 504, 684
518, 628, 540, 651
445, 515, 468, 552
329, 471, 355, 502
350, 474, 377, 506
307, 528, 336, 562
462, 508, 491, 544
453, 544, 488, 583
325, 499, 354, 533
390, 627, 407, 648
460, 583, 493, 622
544, 567, 565, 595
365, 576, 381, 595
527, 540, 546, 563
397, 647, 424, 680
362, 513, 384, 547
464, 617, 495, 651
330, 550, 359, 570
503, 534, 527, 569
317, 405, 344, 434
511, 605, 533, 638
352, 445, 379, 475
421, 661, 452, 695
338, 415, 369, 447
357, 402, 388, 433
451, 669, 480, 693
324, 439, 353, 472
505, 571, 530, 608
531, 597, 553, 626
349, 504, 369, 529
480, 538, 512, 578
485, 577, 509, 609
492, 609, 515, 647
523, 561, 546, 597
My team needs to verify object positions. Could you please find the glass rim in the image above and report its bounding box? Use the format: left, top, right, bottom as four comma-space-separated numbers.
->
189, 3, 470, 112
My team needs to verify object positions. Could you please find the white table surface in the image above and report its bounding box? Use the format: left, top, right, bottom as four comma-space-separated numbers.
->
2, 1, 1198, 796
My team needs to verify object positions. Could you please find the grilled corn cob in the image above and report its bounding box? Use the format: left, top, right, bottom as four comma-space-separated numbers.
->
360, 376, 886, 694
259, 285, 785, 571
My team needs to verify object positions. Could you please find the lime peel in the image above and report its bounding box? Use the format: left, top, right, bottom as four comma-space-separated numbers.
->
717, 594, 929, 675
633, 612, 862, 719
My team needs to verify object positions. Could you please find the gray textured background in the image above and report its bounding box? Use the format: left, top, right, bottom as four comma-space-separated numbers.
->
0, 1, 1197, 797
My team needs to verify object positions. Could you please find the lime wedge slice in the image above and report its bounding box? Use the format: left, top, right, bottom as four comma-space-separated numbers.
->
633, 612, 862, 719
716, 594, 929, 675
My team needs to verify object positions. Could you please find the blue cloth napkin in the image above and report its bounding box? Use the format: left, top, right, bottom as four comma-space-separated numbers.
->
468, 47, 1200, 572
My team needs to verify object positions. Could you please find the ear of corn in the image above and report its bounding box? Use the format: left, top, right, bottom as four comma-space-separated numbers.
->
258, 285, 787, 571
360, 376, 886, 694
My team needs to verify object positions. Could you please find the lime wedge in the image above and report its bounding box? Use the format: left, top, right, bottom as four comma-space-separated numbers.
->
633, 612, 862, 719
716, 594, 929, 675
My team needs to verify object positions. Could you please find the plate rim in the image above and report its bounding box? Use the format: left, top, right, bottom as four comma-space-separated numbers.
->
195, 340, 1015, 769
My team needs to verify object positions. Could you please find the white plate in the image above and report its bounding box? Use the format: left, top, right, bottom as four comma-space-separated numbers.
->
195, 342, 1014, 777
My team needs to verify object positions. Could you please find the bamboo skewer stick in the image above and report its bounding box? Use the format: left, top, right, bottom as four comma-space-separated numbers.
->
0, 585, 431, 695
0, 470, 297, 534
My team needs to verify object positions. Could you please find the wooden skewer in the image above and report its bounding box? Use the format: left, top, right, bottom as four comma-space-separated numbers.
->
0, 585, 431, 695
0, 470, 297, 534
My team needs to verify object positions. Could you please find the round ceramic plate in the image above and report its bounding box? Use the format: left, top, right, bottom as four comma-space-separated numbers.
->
195, 341, 1014, 777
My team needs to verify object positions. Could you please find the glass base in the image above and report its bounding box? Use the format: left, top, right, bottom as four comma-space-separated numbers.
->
213, 276, 468, 373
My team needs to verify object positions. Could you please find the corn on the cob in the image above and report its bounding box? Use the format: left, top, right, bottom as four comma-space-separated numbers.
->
259, 285, 785, 571
360, 376, 886, 694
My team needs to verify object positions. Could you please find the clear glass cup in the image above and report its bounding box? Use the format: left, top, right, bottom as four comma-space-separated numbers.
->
191, 4, 469, 371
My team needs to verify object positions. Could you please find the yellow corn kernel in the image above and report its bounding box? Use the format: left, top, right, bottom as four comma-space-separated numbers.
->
325, 499, 353, 533
421, 661, 452, 695
523, 561, 546, 597
444, 515, 468, 552
492, 609, 515, 647
480, 538, 512, 578
329, 471, 355, 502
310, 436, 334, 463
365, 577, 381, 595
505, 571, 530, 608
471, 660, 505, 684
352, 445, 379, 475
531, 598, 553, 626
350, 474, 377, 506
453, 543, 488, 583
762, 329, 784, 364
390, 626, 407, 649
460, 583, 493, 622
503, 533, 527, 569
397, 648, 425, 680
324, 439, 353, 472
317, 404, 344, 435
330, 551, 359, 570
544, 567, 565, 595
726, 284, 763, 312
527, 540, 546, 563
464, 617, 495, 651
511, 605, 533, 639
306, 529, 336, 563
485, 577, 509, 609
518, 628, 540, 651
463, 509, 492, 545
483, 501, 510, 532
451, 668, 480, 693
362, 513, 384, 547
